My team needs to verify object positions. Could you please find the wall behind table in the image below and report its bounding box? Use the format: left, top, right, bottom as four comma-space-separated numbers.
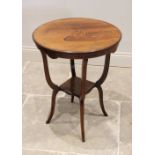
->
23, 0, 132, 67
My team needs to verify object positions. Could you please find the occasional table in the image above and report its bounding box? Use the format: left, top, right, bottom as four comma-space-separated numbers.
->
32, 18, 121, 142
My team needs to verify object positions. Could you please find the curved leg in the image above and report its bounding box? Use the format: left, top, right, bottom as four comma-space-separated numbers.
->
40, 51, 60, 124
94, 54, 110, 117
70, 59, 76, 103
46, 89, 59, 124
41, 51, 58, 90
80, 59, 88, 142
96, 86, 108, 116
80, 99, 85, 142
95, 54, 111, 86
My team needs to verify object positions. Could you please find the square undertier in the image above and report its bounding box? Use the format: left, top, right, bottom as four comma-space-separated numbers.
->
60, 77, 95, 97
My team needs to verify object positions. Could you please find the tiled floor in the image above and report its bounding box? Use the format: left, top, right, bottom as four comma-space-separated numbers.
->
22, 57, 131, 155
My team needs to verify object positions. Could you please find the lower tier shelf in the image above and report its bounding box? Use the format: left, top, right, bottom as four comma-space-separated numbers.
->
60, 77, 95, 97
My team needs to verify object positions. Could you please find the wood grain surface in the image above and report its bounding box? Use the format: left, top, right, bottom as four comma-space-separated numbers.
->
32, 18, 120, 141
33, 18, 121, 54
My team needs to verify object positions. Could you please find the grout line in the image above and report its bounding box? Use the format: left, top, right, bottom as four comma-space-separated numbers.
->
22, 93, 130, 104
22, 92, 65, 97
22, 61, 30, 73
117, 101, 121, 155
23, 98, 122, 155
23, 93, 51, 96
24, 60, 132, 69
106, 99, 121, 155
22, 95, 32, 108
25, 59, 131, 69
22, 73, 69, 107
23, 148, 88, 155
22, 92, 66, 107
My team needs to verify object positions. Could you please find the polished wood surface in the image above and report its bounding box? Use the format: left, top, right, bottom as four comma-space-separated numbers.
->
33, 18, 121, 58
33, 18, 121, 142
70, 59, 76, 103
80, 59, 88, 142
60, 77, 94, 97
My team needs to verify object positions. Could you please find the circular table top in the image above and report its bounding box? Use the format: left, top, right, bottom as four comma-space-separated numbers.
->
33, 18, 121, 58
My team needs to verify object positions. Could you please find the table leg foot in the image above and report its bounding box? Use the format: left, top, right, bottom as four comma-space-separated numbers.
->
46, 89, 59, 124
80, 99, 85, 142
79, 59, 88, 142
96, 86, 108, 116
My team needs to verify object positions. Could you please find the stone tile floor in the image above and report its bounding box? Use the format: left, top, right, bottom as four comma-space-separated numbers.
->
22, 59, 131, 155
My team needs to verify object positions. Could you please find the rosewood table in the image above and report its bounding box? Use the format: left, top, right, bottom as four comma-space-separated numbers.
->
32, 18, 121, 142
